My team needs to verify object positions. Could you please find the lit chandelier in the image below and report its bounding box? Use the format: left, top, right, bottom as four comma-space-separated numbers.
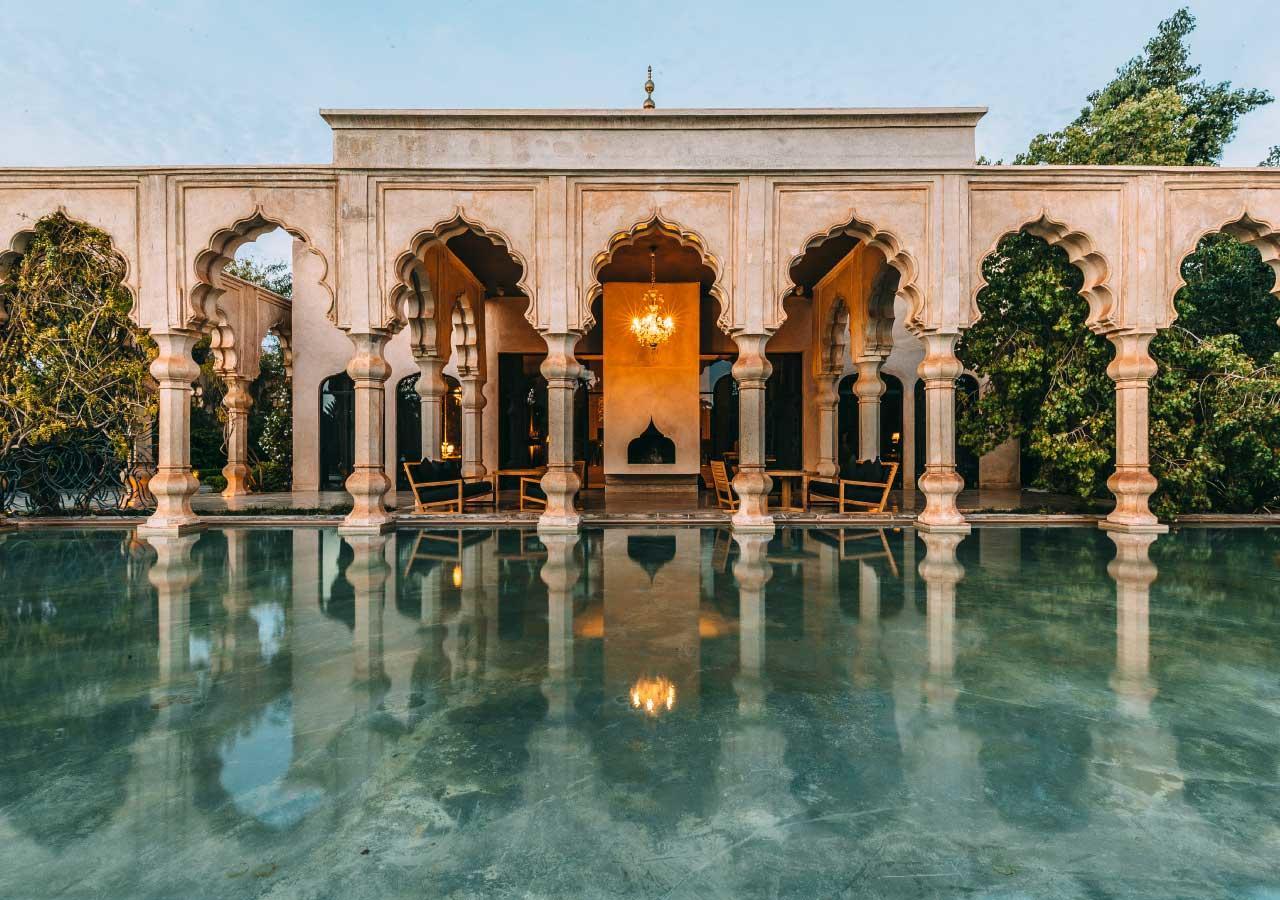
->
630, 246, 676, 350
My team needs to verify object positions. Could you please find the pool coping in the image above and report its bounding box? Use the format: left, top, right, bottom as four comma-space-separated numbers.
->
4, 511, 1278, 530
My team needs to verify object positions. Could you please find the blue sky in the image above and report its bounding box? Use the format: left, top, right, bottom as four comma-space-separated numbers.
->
3, 0, 1276, 263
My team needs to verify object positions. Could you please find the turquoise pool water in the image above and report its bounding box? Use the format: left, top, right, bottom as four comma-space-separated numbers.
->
1, 525, 1278, 898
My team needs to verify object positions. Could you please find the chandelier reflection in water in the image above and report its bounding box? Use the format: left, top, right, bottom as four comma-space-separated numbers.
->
630, 246, 676, 350
630, 675, 677, 717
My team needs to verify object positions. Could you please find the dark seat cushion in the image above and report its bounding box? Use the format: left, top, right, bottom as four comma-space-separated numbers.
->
415, 483, 461, 504
810, 478, 886, 505
522, 479, 546, 501
408, 458, 462, 484
462, 480, 493, 499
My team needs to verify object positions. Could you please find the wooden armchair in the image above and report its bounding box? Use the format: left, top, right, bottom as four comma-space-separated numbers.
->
519, 462, 585, 511
805, 459, 899, 514
710, 459, 738, 510
403, 459, 497, 513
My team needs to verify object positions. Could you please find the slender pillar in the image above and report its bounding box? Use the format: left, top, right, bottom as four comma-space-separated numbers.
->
916, 332, 969, 533
901, 380, 916, 497
414, 355, 447, 460
813, 371, 840, 478
458, 373, 486, 480
854, 355, 886, 461
345, 533, 391, 688
220, 375, 253, 497
730, 333, 774, 533
147, 534, 200, 686
341, 332, 395, 535
138, 331, 203, 536
1104, 331, 1167, 534
1108, 531, 1159, 717
919, 530, 965, 715
541, 533, 581, 720
732, 532, 772, 716
539, 332, 583, 533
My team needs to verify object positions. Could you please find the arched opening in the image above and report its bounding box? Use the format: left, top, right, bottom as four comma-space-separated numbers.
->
578, 220, 729, 505
318, 371, 355, 490
1148, 230, 1280, 516
190, 227, 296, 499
787, 214, 908, 510
959, 229, 1114, 507
393, 215, 533, 500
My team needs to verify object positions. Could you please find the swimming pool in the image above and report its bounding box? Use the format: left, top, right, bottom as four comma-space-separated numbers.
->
1, 525, 1277, 898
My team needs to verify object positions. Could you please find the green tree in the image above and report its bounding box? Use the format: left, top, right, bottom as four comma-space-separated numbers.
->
0, 213, 154, 461
960, 8, 1279, 517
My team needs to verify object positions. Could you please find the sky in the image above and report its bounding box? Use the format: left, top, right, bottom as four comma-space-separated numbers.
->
3, 0, 1277, 264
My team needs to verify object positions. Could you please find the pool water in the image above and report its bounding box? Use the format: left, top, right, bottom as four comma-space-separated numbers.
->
1, 525, 1278, 898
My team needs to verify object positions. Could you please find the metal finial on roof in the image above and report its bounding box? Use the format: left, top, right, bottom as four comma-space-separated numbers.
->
643, 66, 655, 109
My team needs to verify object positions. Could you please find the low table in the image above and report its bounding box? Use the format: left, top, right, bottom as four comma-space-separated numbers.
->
765, 469, 808, 512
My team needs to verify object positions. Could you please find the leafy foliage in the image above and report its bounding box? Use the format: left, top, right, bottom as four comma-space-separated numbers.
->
0, 213, 154, 463
959, 9, 1280, 517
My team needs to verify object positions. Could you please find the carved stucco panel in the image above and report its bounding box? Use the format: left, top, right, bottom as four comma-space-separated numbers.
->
773, 184, 930, 332
968, 185, 1123, 332
179, 181, 336, 331
1165, 184, 1280, 326
379, 183, 539, 330
0, 183, 141, 304
575, 185, 737, 334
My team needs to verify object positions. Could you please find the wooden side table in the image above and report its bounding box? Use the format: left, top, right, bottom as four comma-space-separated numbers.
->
765, 469, 808, 511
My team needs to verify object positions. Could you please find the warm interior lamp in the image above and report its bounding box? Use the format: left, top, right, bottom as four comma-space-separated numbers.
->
440, 440, 456, 459
451, 565, 463, 588
630, 675, 677, 717
630, 246, 676, 350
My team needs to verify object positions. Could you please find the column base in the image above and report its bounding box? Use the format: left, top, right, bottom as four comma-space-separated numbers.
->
915, 520, 972, 535
730, 512, 776, 535
1100, 519, 1168, 535
537, 513, 581, 535
338, 517, 397, 536
136, 517, 206, 538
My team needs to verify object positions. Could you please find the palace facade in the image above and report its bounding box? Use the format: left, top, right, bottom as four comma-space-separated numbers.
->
2, 105, 1278, 535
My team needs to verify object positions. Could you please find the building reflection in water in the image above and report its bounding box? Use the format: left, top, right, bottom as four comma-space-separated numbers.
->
17, 522, 1280, 895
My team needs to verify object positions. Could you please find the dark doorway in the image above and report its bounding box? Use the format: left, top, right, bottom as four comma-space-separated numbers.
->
707, 367, 738, 462
498, 354, 549, 469
396, 374, 421, 489
764, 353, 803, 470
319, 372, 355, 490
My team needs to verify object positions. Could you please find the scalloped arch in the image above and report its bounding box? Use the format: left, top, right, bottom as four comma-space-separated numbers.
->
972, 212, 1115, 333
1169, 211, 1280, 329
389, 209, 533, 333
191, 205, 324, 330
586, 212, 729, 335
785, 211, 921, 334
1, 209, 138, 323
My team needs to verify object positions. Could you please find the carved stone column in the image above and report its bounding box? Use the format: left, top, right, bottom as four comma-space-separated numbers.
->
1107, 531, 1159, 717
539, 333, 583, 533
813, 371, 840, 478
916, 332, 969, 533
458, 373, 487, 480
854, 355, 886, 461
732, 532, 773, 716
147, 534, 200, 686
730, 333, 774, 533
138, 331, 203, 536
414, 355, 447, 461
1104, 331, 1167, 534
919, 530, 965, 715
340, 332, 395, 535
220, 375, 253, 497
540, 533, 581, 720
345, 533, 391, 690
